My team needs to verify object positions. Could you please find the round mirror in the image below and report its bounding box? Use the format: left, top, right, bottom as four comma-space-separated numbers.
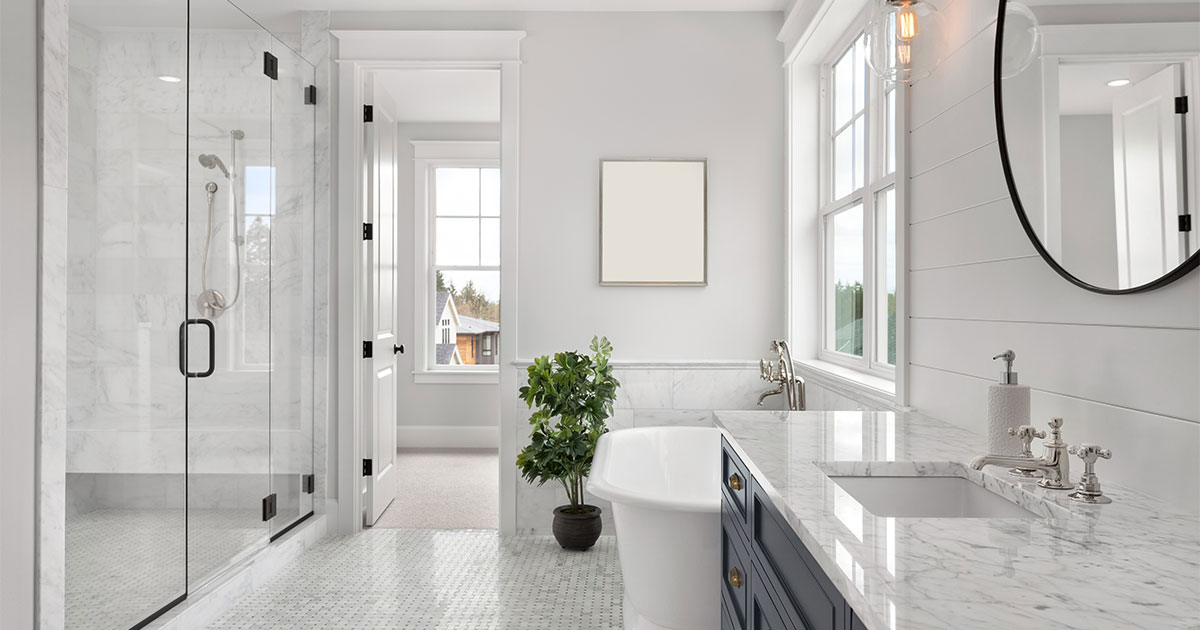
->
995, 0, 1200, 293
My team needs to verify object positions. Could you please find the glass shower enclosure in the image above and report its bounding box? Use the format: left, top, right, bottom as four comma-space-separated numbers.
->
64, 0, 316, 628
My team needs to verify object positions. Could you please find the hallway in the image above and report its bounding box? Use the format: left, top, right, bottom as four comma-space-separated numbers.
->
372, 449, 499, 530
205, 530, 623, 629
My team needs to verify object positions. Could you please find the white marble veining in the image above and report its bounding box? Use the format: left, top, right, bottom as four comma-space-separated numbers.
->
715, 410, 1200, 630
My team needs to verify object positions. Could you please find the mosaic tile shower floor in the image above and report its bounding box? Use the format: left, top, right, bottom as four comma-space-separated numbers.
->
205, 529, 624, 630
66, 508, 275, 630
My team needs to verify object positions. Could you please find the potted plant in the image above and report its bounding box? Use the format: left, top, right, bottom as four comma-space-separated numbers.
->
516, 336, 620, 550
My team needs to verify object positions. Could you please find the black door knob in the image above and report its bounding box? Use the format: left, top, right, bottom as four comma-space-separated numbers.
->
394, 344, 405, 354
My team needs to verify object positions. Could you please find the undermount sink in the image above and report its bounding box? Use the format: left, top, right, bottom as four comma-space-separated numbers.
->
828, 475, 1039, 519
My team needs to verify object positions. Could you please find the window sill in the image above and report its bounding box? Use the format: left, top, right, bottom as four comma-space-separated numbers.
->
794, 359, 897, 407
413, 370, 499, 385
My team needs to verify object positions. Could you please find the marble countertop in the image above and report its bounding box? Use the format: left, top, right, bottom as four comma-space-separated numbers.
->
714, 410, 1200, 630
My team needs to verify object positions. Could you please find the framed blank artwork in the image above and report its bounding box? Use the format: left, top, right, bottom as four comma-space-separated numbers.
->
599, 159, 707, 286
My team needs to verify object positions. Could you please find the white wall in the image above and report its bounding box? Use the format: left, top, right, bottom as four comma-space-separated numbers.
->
906, 0, 1200, 512
331, 11, 786, 531
1059, 114, 1118, 287
0, 0, 41, 623
393, 122, 501, 438
332, 12, 787, 361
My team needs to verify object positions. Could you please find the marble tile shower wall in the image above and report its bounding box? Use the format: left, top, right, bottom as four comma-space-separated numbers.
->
66, 26, 190, 495
66, 25, 315, 513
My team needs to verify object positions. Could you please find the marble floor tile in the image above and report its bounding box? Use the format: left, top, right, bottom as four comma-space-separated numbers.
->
204, 530, 623, 630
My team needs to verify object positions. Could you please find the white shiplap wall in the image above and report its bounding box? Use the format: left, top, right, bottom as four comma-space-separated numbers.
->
906, 0, 1200, 512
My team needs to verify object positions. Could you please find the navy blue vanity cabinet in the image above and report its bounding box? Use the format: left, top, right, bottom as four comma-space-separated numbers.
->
720, 438, 866, 630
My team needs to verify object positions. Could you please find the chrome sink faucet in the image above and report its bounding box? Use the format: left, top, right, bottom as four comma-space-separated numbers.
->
758, 339, 806, 411
970, 417, 1072, 490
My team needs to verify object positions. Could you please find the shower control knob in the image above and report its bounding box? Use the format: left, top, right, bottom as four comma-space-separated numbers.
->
393, 344, 405, 355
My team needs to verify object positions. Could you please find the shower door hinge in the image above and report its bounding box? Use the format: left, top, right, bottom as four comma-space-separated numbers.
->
263, 52, 279, 80
1176, 96, 1189, 115
362, 459, 373, 477
262, 493, 277, 521
1180, 214, 1193, 232
303, 474, 315, 494
304, 85, 316, 105
363, 105, 374, 123
362, 340, 373, 358
363, 222, 373, 240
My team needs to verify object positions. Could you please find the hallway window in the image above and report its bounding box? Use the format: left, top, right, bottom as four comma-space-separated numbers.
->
821, 25, 900, 374
429, 165, 500, 369
235, 165, 274, 370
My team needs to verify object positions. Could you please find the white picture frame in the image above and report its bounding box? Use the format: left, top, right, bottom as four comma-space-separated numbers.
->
599, 159, 708, 286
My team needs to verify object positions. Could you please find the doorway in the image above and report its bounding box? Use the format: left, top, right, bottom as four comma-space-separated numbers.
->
340, 38, 519, 533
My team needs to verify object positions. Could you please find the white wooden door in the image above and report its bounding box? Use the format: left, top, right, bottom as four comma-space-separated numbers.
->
362, 95, 400, 526
1111, 65, 1185, 287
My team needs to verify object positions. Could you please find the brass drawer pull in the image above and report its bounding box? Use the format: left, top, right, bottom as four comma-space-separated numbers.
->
728, 567, 743, 588
728, 473, 743, 492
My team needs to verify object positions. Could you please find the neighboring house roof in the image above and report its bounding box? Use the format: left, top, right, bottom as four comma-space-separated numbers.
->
435, 291, 451, 323
435, 343, 461, 365
457, 315, 499, 335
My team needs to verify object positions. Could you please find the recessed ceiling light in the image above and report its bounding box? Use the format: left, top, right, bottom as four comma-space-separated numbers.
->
158, 75, 182, 83
1107, 79, 1131, 87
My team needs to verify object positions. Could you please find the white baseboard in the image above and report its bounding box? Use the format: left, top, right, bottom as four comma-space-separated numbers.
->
397, 425, 499, 449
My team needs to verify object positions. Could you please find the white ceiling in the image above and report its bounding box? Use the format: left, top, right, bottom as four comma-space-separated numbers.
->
375, 70, 501, 123
238, 0, 790, 12
72, 0, 790, 34
1058, 62, 1171, 116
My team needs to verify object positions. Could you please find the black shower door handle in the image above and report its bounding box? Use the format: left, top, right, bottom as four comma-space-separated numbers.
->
178, 318, 215, 378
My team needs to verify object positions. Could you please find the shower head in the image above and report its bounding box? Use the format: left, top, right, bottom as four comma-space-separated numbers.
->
198, 154, 230, 179
230, 129, 245, 140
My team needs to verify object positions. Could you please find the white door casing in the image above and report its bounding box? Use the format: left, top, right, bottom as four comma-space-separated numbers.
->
1111, 64, 1185, 287
333, 30, 523, 535
362, 80, 401, 527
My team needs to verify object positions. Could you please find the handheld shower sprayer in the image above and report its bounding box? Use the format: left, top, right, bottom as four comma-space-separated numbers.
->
195, 129, 246, 319
198, 154, 231, 179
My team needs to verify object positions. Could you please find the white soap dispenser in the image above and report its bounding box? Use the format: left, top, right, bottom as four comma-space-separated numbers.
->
987, 350, 1030, 454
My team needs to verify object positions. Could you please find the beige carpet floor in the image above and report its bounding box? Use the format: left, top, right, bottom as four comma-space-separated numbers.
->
371, 448, 499, 530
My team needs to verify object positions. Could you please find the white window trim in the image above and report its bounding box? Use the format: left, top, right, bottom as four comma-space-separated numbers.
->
412, 140, 501, 383
814, 7, 908, 386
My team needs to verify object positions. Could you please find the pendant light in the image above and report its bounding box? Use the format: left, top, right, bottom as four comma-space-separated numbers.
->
999, 1, 1041, 80
866, 0, 948, 85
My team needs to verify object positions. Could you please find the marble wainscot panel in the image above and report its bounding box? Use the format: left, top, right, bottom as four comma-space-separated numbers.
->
715, 410, 1200, 630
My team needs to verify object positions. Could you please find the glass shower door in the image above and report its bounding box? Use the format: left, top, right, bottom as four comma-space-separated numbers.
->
268, 38, 316, 536
64, 2, 189, 627
185, 0, 274, 588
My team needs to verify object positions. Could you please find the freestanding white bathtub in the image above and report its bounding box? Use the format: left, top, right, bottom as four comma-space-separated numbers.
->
588, 426, 721, 630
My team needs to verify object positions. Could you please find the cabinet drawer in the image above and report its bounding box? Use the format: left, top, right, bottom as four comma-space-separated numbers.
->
721, 595, 739, 630
722, 509, 753, 629
751, 483, 840, 630
752, 556, 810, 630
721, 436, 750, 524
752, 579, 792, 630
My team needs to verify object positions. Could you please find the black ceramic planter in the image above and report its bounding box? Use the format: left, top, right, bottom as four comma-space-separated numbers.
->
552, 504, 602, 551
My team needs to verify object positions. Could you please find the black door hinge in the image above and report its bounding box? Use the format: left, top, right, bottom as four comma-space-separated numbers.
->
363, 223, 373, 240
363, 340, 373, 358
362, 459, 373, 477
363, 104, 374, 123
1176, 96, 1189, 115
304, 85, 316, 105
1180, 214, 1193, 233
263, 52, 279, 80
262, 493, 278, 521
303, 474, 315, 494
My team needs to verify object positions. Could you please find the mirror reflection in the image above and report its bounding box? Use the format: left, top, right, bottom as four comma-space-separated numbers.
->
1000, 0, 1200, 289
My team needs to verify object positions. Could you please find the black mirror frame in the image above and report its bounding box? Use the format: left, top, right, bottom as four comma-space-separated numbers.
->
993, 0, 1200, 294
